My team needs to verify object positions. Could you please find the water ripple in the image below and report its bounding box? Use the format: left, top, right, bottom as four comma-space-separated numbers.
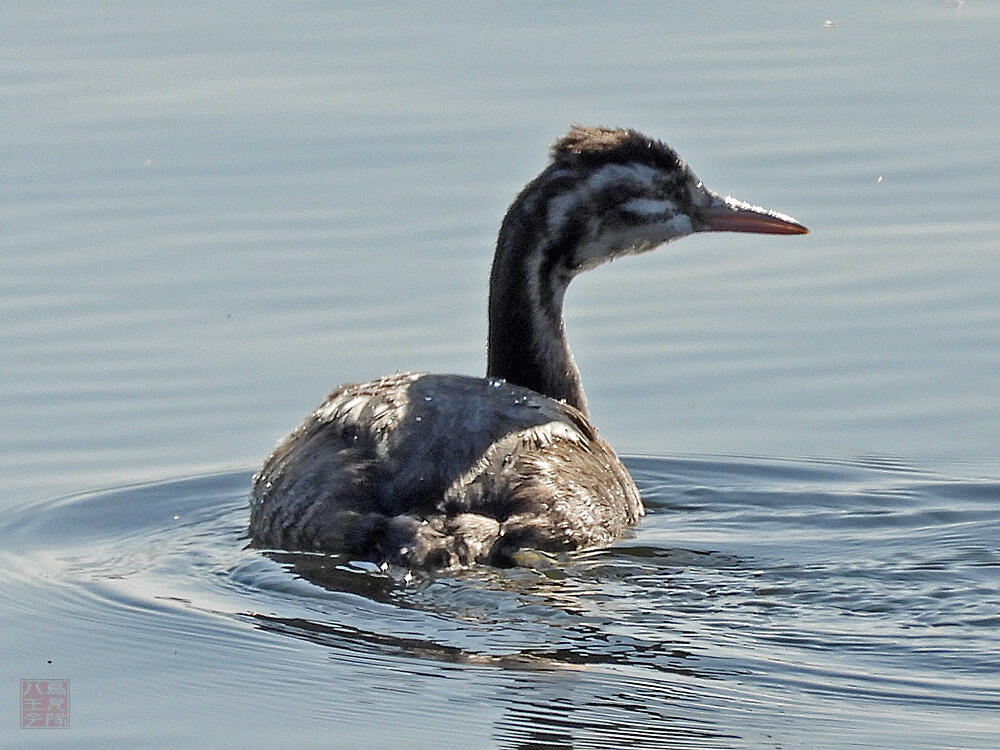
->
2, 457, 998, 747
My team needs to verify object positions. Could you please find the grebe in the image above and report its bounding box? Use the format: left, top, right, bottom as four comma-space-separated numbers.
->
250, 126, 808, 568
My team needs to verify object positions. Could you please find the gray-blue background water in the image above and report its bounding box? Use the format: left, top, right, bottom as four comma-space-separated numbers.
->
2, 2, 998, 748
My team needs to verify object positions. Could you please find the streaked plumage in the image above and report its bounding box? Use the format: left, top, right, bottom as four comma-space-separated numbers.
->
250, 126, 808, 568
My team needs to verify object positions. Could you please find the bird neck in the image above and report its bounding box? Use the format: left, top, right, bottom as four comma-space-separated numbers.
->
486, 202, 589, 417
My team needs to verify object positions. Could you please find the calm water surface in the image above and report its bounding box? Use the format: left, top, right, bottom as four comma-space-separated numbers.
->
2, 2, 998, 748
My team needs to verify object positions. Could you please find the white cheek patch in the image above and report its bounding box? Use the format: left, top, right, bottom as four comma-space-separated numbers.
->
621, 198, 677, 217
541, 161, 696, 273
546, 163, 661, 236
570, 214, 693, 271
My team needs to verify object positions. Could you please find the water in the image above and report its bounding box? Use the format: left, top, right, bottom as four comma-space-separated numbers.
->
2, 2, 998, 747
4, 461, 998, 748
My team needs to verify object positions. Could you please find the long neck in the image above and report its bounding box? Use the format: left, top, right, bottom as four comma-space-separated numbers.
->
486, 197, 589, 416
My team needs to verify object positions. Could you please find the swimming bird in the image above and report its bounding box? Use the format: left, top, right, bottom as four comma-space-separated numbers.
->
250, 126, 808, 568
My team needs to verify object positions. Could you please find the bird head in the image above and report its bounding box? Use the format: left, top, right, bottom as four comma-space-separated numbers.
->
524, 126, 808, 275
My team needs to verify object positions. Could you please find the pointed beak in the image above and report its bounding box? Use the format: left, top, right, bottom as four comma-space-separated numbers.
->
696, 195, 809, 235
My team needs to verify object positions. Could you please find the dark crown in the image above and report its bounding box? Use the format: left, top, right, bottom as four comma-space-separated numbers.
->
551, 126, 688, 175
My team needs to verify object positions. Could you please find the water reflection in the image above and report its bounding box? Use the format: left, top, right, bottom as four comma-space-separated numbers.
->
246, 569, 739, 749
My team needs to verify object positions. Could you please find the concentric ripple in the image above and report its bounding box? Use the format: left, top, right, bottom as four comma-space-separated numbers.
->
2, 457, 998, 748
